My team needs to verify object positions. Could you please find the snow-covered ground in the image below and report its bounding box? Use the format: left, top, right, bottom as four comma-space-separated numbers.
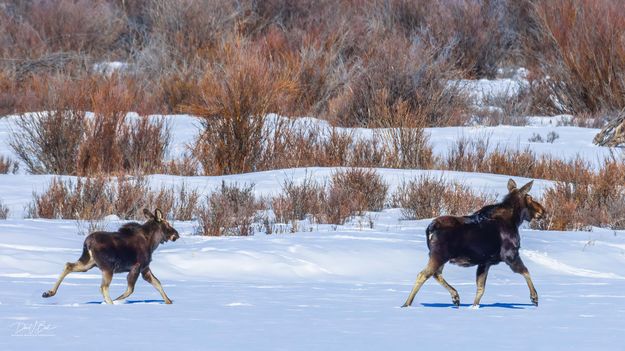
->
2, 80, 625, 349
1, 215, 625, 350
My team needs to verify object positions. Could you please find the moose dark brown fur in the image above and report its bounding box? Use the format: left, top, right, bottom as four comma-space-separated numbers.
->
42, 209, 180, 304
402, 179, 546, 308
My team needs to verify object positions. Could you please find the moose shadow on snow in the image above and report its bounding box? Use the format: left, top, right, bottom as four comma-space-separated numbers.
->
420, 302, 536, 309
85, 299, 167, 305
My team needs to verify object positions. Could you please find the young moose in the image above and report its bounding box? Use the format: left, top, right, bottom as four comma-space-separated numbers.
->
42, 209, 179, 304
402, 179, 546, 308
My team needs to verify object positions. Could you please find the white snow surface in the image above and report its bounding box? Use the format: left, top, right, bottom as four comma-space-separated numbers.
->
1, 110, 625, 350
1, 217, 625, 350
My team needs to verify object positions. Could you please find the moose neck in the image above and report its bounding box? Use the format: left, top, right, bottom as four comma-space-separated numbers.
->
144, 221, 165, 253
498, 195, 526, 228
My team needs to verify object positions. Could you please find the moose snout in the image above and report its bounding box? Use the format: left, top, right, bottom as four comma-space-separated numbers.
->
170, 232, 180, 242
534, 210, 545, 220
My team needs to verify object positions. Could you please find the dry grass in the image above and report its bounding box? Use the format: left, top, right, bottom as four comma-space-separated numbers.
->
391, 176, 496, 220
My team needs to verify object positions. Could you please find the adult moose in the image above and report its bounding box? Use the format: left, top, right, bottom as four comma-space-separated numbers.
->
402, 179, 546, 308
42, 209, 179, 304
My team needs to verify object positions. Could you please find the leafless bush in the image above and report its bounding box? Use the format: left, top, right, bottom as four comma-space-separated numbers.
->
23, 0, 125, 56
0, 155, 18, 174
76, 78, 134, 175
195, 182, 260, 236
527, 0, 625, 114
534, 161, 625, 231
28, 175, 199, 221
529, 131, 560, 143
322, 168, 389, 224
28, 176, 115, 220
11, 110, 86, 174
187, 41, 296, 175
440, 135, 598, 183
327, 36, 469, 127
0, 200, 9, 219
119, 116, 170, 174
9, 76, 90, 174
425, 0, 514, 79
272, 175, 325, 223
392, 176, 495, 220
162, 155, 200, 176
9, 76, 170, 176
171, 183, 200, 221
371, 92, 435, 169
546, 131, 560, 143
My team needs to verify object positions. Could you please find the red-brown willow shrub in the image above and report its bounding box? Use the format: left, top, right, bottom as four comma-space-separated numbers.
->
527, 0, 625, 114
10, 77, 170, 176
534, 161, 625, 231
391, 176, 496, 220
186, 40, 297, 175
195, 182, 260, 236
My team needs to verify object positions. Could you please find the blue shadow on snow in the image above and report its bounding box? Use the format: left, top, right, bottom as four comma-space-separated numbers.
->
84, 299, 165, 305
420, 302, 535, 309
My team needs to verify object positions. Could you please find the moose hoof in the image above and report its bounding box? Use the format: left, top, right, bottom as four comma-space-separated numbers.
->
531, 296, 538, 306
42, 291, 53, 298
165, 299, 173, 304
452, 297, 460, 307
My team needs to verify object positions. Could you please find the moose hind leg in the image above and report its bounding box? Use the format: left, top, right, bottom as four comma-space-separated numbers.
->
507, 256, 538, 306
42, 254, 96, 298
472, 264, 491, 308
100, 270, 114, 305
114, 265, 141, 302
142, 267, 172, 304
402, 258, 441, 307
433, 266, 460, 307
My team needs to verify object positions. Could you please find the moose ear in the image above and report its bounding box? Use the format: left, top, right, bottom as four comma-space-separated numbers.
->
143, 208, 155, 220
155, 209, 163, 222
507, 179, 517, 192
519, 180, 534, 194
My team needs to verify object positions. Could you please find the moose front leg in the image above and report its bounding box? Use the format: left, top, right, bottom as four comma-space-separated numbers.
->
472, 264, 491, 308
114, 264, 141, 302
506, 256, 538, 306
142, 267, 173, 304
